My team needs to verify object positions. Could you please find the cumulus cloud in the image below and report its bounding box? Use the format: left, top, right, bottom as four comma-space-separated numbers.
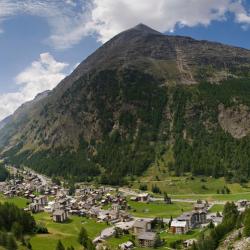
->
0, 0, 250, 48
90, 0, 250, 42
0, 53, 69, 120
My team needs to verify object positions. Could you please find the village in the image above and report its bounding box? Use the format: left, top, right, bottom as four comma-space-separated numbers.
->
1, 167, 250, 249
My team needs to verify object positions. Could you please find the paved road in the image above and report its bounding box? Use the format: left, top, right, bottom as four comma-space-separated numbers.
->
7, 165, 50, 186
119, 187, 227, 205
23, 167, 50, 186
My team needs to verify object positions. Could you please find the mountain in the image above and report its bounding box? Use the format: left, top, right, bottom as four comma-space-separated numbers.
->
0, 90, 50, 148
0, 24, 250, 184
0, 116, 12, 130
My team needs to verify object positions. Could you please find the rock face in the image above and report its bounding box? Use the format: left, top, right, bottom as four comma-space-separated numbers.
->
0, 24, 250, 182
218, 228, 250, 250
218, 104, 250, 139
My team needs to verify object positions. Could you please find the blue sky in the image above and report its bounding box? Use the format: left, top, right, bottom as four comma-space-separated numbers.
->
0, 0, 250, 120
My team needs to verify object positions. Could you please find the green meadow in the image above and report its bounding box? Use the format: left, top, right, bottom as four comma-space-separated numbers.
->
30, 213, 108, 250
0, 194, 28, 208
128, 201, 193, 218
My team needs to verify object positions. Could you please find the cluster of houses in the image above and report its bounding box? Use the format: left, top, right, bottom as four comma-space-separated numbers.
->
236, 199, 250, 212
4, 168, 246, 249
1, 171, 47, 198
170, 200, 210, 234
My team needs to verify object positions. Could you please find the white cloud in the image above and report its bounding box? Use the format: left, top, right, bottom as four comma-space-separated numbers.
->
0, 53, 69, 120
0, 0, 93, 49
0, 0, 250, 48
90, 0, 250, 43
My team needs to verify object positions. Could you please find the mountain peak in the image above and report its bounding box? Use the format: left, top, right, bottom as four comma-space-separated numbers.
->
130, 23, 162, 35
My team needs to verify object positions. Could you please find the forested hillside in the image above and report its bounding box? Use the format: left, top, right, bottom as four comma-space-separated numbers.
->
0, 24, 249, 184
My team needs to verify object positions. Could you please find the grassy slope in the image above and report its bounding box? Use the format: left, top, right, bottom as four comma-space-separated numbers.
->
30, 213, 108, 250
209, 204, 224, 213
128, 201, 193, 218
0, 194, 28, 208
131, 162, 250, 201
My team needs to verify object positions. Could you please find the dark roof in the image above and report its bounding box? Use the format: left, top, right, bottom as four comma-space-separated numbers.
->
137, 232, 156, 241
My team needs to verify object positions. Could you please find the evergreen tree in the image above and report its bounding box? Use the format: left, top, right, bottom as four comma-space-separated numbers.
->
244, 209, 250, 236
78, 227, 88, 247
85, 238, 95, 250
11, 222, 23, 240
6, 235, 17, 250
56, 240, 65, 250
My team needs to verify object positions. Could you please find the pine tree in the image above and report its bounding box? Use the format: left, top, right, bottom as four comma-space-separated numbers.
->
78, 227, 88, 247
11, 222, 23, 240
244, 209, 250, 236
56, 240, 65, 250
85, 238, 95, 250
6, 235, 17, 250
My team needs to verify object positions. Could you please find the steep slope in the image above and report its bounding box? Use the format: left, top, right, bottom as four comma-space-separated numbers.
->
0, 116, 12, 130
0, 90, 50, 148
0, 24, 250, 184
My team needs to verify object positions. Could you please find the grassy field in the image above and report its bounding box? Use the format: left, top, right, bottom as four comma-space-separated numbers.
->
133, 175, 250, 195
106, 235, 131, 249
161, 228, 201, 247
0, 194, 28, 208
171, 192, 250, 201
209, 204, 224, 213
128, 201, 193, 218
30, 213, 108, 250
131, 150, 250, 197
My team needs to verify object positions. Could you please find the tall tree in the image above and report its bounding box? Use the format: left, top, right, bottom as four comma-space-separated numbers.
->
56, 240, 65, 250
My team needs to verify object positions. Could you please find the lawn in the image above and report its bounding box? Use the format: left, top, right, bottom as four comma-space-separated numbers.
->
133, 175, 250, 196
128, 201, 193, 218
0, 194, 28, 208
30, 213, 108, 250
161, 228, 202, 247
106, 234, 131, 249
171, 192, 250, 202
209, 204, 224, 213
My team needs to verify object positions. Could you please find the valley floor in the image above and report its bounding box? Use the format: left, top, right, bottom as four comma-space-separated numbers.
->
2, 167, 250, 250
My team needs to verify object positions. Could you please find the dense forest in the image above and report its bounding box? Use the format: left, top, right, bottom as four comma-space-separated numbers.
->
0, 163, 9, 181
0, 203, 36, 249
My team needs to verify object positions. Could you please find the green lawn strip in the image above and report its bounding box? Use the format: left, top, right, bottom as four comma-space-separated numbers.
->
106, 235, 131, 249
128, 201, 193, 218
30, 213, 108, 250
133, 175, 250, 195
208, 204, 224, 213
0, 194, 28, 208
161, 228, 201, 247
171, 192, 250, 201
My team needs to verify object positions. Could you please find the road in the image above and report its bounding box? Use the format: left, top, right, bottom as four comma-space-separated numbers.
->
7, 165, 50, 186
23, 166, 50, 186
119, 187, 227, 205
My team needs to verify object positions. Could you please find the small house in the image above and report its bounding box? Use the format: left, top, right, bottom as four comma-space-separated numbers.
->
34, 195, 48, 206
137, 193, 149, 202
29, 203, 43, 213
170, 220, 188, 234
53, 209, 68, 223
137, 232, 156, 248
132, 219, 151, 235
